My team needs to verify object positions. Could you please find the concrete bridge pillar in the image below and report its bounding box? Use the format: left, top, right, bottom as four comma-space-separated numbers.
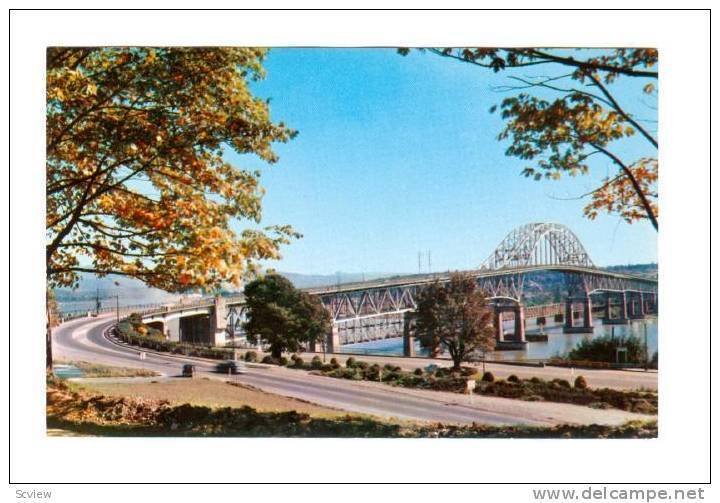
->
563, 296, 593, 333
582, 294, 593, 330
620, 291, 629, 320
166, 318, 180, 341
564, 298, 574, 330
210, 296, 228, 346
604, 292, 611, 320
648, 292, 658, 314
603, 291, 629, 325
326, 325, 340, 354
513, 305, 526, 343
629, 292, 646, 319
494, 310, 505, 342
403, 314, 415, 357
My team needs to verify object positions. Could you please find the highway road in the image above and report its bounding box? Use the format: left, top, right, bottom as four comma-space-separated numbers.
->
53, 315, 655, 427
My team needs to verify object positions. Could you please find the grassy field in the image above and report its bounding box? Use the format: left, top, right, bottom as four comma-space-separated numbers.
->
76, 378, 344, 417
54, 360, 159, 378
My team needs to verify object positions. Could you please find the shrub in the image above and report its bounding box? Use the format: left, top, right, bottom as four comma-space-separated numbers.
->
507, 374, 520, 383
574, 376, 588, 389
290, 354, 299, 361
278, 356, 289, 366
481, 372, 495, 383
244, 351, 258, 363
345, 357, 357, 368
567, 334, 645, 364
294, 357, 305, 368
553, 379, 571, 389
311, 356, 323, 369
529, 376, 542, 384
329, 357, 340, 369
261, 355, 276, 364
413, 368, 424, 376
356, 361, 369, 370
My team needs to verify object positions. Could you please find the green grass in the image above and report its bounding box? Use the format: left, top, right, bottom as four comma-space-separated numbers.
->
54, 360, 159, 378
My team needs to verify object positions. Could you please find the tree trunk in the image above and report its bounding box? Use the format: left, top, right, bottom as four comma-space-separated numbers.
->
271, 346, 282, 359
46, 295, 53, 371
46, 322, 53, 371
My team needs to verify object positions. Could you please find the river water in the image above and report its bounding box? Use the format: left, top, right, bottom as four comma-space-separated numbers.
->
339, 317, 658, 362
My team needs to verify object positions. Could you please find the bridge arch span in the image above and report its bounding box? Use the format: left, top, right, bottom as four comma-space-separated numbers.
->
481, 223, 594, 270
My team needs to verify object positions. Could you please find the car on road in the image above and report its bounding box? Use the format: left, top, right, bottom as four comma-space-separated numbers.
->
216, 360, 247, 375
181, 364, 196, 378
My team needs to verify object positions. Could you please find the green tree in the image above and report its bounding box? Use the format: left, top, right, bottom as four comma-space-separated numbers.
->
401, 48, 658, 230
46, 47, 297, 368
243, 273, 332, 358
412, 273, 496, 370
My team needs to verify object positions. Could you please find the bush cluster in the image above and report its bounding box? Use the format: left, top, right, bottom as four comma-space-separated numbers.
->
567, 334, 646, 365
300, 356, 657, 414
115, 322, 234, 360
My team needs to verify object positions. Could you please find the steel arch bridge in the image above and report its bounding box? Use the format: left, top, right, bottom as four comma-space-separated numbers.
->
309, 222, 657, 323
481, 223, 594, 270
139, 223, 657, 349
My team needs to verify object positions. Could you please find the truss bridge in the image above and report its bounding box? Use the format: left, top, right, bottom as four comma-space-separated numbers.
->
138, 223, 657, 354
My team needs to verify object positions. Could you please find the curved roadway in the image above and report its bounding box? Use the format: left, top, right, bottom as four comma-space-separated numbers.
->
53, 315, 654, 427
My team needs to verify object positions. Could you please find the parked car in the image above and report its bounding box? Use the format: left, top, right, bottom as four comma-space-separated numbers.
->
181, 364, 196, 378
217, 360, 247, 375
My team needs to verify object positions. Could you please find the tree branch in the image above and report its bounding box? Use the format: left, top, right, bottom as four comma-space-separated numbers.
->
586, 73, 658, 149
589, 143, 658, 230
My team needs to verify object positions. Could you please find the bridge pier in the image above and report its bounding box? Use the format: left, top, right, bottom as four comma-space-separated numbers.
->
403, 313, 415, 357
209, 296, 228, 346
512, 305, 526, 342
604, 291, 630, 325
494, 304, 526, 343
166, 318, 180, 341
604, 292, 611, 320
628, 292, 646, 319
563, 294, 593, 333
326, 325, 340, 353
494, 311, 505, 342
644, 292, 657, 315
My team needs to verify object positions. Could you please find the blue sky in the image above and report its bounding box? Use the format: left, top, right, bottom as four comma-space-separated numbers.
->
227, 48, 658, 275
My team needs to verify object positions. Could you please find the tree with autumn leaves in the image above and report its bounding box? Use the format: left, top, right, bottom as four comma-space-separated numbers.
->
46, 47, 298, 368
401, 48, 658, 230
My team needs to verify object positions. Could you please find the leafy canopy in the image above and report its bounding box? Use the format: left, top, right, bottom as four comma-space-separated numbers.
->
47, 47, 298, 291
400, 48, 658, 230
412, 273, 496, 370
243, 273, 332, 358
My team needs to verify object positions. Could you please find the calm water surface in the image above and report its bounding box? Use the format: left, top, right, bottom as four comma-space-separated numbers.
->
339, 318, 658, 361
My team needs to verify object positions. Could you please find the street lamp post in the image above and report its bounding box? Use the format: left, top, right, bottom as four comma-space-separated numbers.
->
644, 321, 648, 372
